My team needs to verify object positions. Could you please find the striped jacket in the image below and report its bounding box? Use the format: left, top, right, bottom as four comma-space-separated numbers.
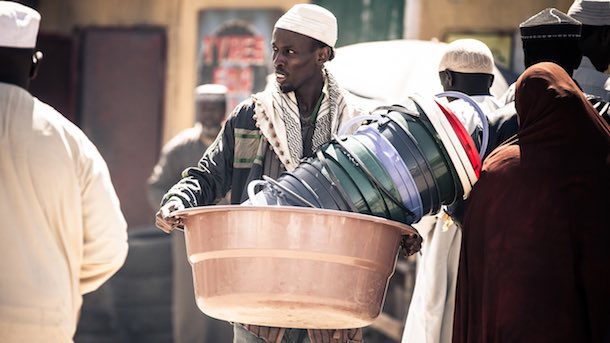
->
162, 98, 268, 207
162, 82, 360, 208
160, 88, 364, 343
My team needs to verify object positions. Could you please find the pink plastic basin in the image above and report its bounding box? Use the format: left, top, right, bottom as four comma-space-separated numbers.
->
174, 205, 421, 329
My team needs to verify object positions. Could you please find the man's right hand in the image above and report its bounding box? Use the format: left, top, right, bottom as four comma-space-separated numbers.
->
155, 201, 185, 234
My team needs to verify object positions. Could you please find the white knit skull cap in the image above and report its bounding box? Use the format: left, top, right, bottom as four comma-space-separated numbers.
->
568, 0, 610, 26
438, 39, 495, 75
0, 1, 40, 49
195, 84, 228, 101
274, 4, 337, 48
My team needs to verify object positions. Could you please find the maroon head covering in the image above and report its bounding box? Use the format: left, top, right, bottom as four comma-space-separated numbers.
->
453, 62, 610, 343
515, 62, 610, 164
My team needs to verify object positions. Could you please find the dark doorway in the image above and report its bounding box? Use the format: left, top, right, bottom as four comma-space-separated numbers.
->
76, 27, 166, 229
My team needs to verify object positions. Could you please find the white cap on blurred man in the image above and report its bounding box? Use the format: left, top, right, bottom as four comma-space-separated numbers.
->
439, 38, 495, 75
568, 0, 610, 26
0, 1, 40, 49
195, 83, 228, 101
274, 4, 337, 48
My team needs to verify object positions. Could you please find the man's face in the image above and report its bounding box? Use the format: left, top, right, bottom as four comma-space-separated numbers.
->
196, 99, 226, 127
439, 70, 452, 91
522, 39, 582, 76
585, 25, 610, 72
272, 28, 322, 93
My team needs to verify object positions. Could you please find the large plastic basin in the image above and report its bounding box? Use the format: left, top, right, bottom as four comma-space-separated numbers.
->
174, 205, 420, 329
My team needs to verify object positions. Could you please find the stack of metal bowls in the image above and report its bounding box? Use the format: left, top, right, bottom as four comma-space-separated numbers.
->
247, 93, 484, 225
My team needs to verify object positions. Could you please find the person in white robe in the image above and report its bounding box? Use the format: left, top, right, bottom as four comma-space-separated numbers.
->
0, 3, 128, 342
402, 39, 501, 343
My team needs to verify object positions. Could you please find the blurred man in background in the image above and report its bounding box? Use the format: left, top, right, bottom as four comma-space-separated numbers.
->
568, 0, 610, 123
148, 84, 228, 206
492, 7, 608, 151
488, 8, 584, 157
438, 38, 502, 147
147, 83, 233, 343
0, 2, 128, 342
568, 0, 610, 101
499, 7, 583, 105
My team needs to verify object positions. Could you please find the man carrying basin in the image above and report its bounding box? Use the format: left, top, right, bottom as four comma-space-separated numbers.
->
155, 4, 364, 343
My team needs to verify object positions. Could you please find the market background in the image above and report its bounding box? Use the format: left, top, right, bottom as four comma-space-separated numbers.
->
20, 0, 578, 342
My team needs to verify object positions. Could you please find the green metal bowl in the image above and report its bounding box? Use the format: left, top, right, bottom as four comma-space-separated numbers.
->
389, 99, 461, 205
318, 145, 372, 215
322, 142, 389, 219
335, 136, 407, 224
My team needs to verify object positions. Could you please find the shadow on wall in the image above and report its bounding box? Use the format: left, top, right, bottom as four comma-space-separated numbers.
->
74, 226, 173, 343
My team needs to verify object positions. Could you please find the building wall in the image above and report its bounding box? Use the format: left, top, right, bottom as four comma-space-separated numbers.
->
418, 0, 574, 40
36, 0, 576, 143
37, 0, 301, 143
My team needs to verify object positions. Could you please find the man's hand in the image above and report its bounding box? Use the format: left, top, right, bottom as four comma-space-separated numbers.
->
155, 201, 185, 234
400, 233, 423, 257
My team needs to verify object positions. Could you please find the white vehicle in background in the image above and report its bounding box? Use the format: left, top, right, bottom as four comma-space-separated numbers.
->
326, 39, 509, 111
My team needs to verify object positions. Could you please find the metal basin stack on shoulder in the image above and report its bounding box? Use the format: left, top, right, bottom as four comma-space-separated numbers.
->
251, 93, 483, 223
174, 91, 485, 329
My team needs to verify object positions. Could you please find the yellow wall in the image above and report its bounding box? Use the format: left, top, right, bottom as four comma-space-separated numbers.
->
419, 0, 574, 40
37, 0, 301, 143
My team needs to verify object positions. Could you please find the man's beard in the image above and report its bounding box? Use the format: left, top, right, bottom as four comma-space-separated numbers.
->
279, 82, 295, 93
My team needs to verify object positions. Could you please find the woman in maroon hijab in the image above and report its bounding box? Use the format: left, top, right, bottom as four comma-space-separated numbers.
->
452, 62, 610, 343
